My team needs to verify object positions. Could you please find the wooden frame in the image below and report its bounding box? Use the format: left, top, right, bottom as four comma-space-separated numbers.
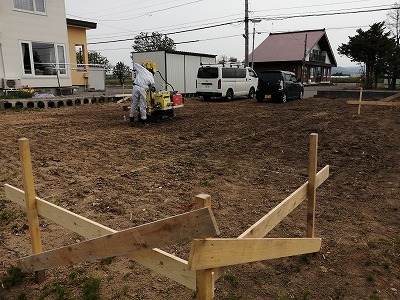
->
347, 90, 400, 115
5, 134, 329, 299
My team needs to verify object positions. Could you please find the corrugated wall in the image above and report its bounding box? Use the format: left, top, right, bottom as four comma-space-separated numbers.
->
131, 51, 216, 94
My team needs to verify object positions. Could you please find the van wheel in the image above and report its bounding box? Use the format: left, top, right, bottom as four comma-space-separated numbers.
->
282, 93, 287, 103
226, 89, 234, 101
248, 87, 255, 99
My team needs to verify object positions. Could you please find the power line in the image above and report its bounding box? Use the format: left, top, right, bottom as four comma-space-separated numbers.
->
86, 0, 204, 22
87, 6, 392, 45
88, 20, 243, 45
84, 4, 387, 41
259, 6, 392, 21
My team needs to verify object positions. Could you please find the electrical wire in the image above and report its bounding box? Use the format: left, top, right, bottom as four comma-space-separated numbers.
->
87, 6, 392, 45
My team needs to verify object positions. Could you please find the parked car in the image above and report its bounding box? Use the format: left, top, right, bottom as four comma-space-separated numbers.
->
256, 70, 304, 103
196, 65, 258, 101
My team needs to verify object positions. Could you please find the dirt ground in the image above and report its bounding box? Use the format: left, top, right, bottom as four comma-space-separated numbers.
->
0, 92, 399, 300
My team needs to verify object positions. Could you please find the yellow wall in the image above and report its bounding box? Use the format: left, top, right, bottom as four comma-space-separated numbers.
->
67, 26, 89, 87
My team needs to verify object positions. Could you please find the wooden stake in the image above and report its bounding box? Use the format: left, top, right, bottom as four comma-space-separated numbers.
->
195, 193, 212, 209
196, 269, 214, 300
306, 134, 318, 238
194, 194, 215, 300
18, 138, 45, 283
358, 88, 363, 115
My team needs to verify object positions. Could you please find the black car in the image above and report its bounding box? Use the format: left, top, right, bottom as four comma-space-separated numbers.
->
256, 70, 304, 103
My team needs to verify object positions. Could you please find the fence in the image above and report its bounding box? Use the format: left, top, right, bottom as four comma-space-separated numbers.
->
4, 133, 329, 299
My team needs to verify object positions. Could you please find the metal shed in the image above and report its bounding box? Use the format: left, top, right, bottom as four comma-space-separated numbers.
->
131, 50, 216, 95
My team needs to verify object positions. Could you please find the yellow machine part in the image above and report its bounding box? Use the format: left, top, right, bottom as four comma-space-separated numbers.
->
147, 91, 172, 110
142, 61, 157, 74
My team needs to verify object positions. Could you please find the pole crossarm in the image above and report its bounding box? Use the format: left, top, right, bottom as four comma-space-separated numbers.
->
238, 165, 329, 239
4, 184, 200, 290
188, 238, 322, 270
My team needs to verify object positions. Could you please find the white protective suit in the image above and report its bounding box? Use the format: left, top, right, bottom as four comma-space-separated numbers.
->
130, 63, 155, 121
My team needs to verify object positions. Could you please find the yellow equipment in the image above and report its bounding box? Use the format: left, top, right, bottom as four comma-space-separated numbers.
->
143, 61, 183, 119
122, 61, 183, 120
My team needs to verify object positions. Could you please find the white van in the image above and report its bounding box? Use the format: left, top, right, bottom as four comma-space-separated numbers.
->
196, 65, 258, 101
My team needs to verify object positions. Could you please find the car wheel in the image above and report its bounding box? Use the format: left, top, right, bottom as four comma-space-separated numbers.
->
282, 93, 287, 103
299, 90, 304, 100
248, 87, 255, 99
226, 89, 234, 101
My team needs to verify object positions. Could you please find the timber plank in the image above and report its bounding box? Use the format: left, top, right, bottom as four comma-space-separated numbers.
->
347, 100, 400, 106
238, 165, 329, 239
4, 184, 197, 290
188, 238, 322, 270
18, 207, 218, 272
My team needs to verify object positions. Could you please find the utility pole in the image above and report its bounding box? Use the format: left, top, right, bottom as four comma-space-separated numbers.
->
302, 34, 308, 83
244, 0, 249, 67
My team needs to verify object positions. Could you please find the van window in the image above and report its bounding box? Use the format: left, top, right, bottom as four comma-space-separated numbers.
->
284, 74, 291, 81
249, 69, 257, 78
197, 67, 218, 79
259, 72, 281, 82
236, 68, 246, 78
222, 68, 247, 78
222, 68, 235, 78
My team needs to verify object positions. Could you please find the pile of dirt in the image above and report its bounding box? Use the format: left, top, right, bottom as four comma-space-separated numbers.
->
0, 95, 399, 299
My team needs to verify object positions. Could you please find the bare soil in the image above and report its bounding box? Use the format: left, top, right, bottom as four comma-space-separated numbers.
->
0, 93, 399, 300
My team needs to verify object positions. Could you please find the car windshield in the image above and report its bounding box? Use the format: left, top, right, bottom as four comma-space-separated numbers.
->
259, 72, 281, 82
197, 67, 218, 79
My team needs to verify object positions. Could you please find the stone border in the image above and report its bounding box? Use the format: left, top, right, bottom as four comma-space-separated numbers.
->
0, 95, 122, 109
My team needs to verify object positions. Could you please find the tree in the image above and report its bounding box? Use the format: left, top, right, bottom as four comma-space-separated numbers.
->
88, 50, 112, 70
132, 32, 175, 52
338, 22, 393, 89
386, 2, 400, 90
217, 56, 239, 65
113, 62, 131, 86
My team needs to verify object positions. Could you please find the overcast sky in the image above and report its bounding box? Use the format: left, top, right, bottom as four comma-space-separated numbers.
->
65, 0, 395, 68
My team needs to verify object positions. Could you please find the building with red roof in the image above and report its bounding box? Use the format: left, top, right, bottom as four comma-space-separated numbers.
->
250, 29, 337, 83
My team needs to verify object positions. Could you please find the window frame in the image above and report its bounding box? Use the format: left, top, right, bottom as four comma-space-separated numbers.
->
20, 41, 68, 77
13, 0, 47, 15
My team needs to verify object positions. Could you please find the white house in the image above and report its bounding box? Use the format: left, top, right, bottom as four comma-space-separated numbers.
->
0, 0, 99, 94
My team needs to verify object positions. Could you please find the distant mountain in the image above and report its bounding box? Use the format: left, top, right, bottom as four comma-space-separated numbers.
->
332, 66, 362, 75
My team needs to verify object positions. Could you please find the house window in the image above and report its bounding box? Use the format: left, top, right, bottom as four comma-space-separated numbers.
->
13, 0, 46, 13
21, 42, 67, 76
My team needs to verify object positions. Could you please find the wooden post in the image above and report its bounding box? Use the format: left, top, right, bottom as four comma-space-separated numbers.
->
18, 138, 45, 283
306, 134, 318, 238
358, 88, 363, 115
194, 194, 214, 300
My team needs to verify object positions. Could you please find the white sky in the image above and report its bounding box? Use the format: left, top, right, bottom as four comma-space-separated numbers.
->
65, 0, 395, 67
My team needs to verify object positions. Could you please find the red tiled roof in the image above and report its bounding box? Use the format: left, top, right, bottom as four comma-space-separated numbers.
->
251, 29, 333, 63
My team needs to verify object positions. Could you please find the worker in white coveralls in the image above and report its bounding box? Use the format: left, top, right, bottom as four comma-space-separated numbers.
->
130, 63, 155, 127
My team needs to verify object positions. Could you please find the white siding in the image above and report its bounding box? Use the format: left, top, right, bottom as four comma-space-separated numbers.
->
132, 51, 166, 91
166, 53, 184, 93
131, 51, 216, 94
0, 0, 71, 88
184, 56, 201, 94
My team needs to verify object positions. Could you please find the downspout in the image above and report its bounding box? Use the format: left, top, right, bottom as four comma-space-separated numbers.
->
0, 41, 7, 81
